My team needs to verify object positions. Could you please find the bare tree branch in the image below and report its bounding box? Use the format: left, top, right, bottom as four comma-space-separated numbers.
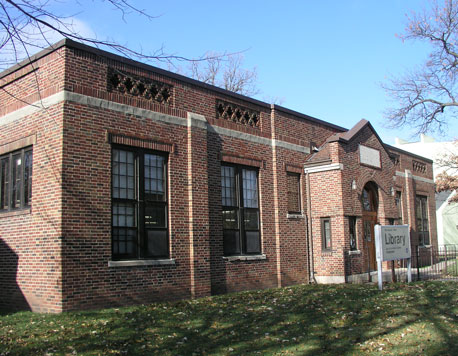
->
435, 140, 458, 203
188, 52, 259, 96
0, 0, 234, 71
383, 0, 458, 134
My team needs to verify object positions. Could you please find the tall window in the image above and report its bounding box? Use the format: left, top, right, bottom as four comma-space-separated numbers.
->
349, 216, 357, 250
112, 147, 168, 260
395, 191, 403, 224
287, 172, 301, 214
221, 164, 260, 255
321, 217, 332, 250
0, 147, 32, 211
415, 195, 430, 246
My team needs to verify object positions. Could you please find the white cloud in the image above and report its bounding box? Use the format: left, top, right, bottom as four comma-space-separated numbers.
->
1, 16, 96, 69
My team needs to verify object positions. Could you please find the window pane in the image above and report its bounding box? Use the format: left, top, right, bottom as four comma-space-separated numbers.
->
349, 217, 357, 250
222, 165, 261, 256
395, 191, 402, 223
11, 154, 22, 208
222, 209, 238, 229
146, 230, 168, 257
362, 189, 371, 211
223, 230, 240, 255
1, 158, 9, 210
242, 169, 258, 208
287, 173, 300, 213
364, 220, 372, 242
24, 151, 32, 206
221, 166, 236, 206
416, 195, 428, 245
423, 219, 429, 233
244, 209, 259, 230
415, 197, 422, 219
113, 228, 137, 257
145, 204, 166, 228
324, 220, 331, 249
424, 232, 430, 245
113, 203, 136, 227
112, 149, 135, 199
421, 198, 428, 219
144, 154, 165, 201
245, 231, 261, 254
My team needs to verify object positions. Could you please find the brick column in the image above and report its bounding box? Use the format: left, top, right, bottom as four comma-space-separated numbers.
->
186, 112, 211, 297
404, 169, 417, 245
270, 105, 282, 288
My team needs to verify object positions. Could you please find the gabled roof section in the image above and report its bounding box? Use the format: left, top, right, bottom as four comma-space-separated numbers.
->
326, 119, 373, 144
310, 119, 434, 165
320, 119, 393, 161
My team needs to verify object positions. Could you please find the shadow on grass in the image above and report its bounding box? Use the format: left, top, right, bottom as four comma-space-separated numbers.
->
413, 282, 458, 355
2, 282, 458, 355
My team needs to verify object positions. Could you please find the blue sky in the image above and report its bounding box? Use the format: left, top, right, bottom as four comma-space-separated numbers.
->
41, 1, 458, 143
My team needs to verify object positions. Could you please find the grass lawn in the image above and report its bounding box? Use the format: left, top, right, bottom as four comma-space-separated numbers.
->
445, 259, 458, 276
1, 281, 458, 355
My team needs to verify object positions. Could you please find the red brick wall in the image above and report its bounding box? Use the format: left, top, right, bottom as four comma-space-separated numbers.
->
0, 48, 66, 117
0, 41, 438, 312
0, 100, 65, 312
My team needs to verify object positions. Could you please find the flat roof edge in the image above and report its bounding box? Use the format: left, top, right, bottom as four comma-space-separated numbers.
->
385, 144, 434, 164
0, 39, 68, 80
272, 104, 347, 132
0, 39, 353, 134
46, 38, 270, 109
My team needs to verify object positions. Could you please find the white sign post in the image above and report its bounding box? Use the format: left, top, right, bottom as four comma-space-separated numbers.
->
374, 225, 411, 290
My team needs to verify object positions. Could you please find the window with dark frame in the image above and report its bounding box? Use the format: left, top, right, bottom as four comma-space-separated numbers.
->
287, 172, 301, 214
395, 191, 403, 224
221, 164, 261, 255
321, 217, 331, 250
415, 195, 430, 246
349, 216, 357, 251
0, 147, 32, 212
111, 147, 168, 260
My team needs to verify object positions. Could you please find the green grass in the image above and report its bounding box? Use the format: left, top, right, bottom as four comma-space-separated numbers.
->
445, 259, 458, 276
1, 281, 458, 355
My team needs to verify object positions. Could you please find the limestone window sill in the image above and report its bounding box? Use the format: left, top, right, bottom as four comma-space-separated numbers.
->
108, 259, 175, 267
347, 250, 361, 255
0, 208, 31, 218
223, 254, 267, 262
287, 213, 305, 219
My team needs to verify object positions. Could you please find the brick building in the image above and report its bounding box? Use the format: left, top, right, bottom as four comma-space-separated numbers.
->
0, 40, 437, 312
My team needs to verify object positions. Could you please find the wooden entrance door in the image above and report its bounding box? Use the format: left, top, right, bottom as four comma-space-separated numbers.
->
363, 212, 377, 271
362, 182, 378, 271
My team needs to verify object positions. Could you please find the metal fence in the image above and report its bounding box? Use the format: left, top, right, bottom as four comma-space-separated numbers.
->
393, 245, 458, 282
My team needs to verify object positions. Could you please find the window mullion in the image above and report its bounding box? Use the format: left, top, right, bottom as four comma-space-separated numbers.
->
0, 157, 2, 210
19, 149, 24, 208
137, 152, 144, 259
238, 167, 246, 254
8, 153, 12, 211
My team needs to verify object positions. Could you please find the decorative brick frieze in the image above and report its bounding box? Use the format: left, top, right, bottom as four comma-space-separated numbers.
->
107, 67, 172, 104
412, 160, 426, 173
390, 153, 400, 167
216, 99, 260, 128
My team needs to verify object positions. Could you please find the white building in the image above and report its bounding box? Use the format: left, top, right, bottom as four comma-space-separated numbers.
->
394, 134, 458, 246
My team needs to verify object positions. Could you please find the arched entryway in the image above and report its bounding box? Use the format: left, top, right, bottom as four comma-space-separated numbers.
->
362, 182, 378, 271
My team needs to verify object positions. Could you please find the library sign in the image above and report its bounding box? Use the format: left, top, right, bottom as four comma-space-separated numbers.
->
376, 225, 411, 261
375, 225, 412, 290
